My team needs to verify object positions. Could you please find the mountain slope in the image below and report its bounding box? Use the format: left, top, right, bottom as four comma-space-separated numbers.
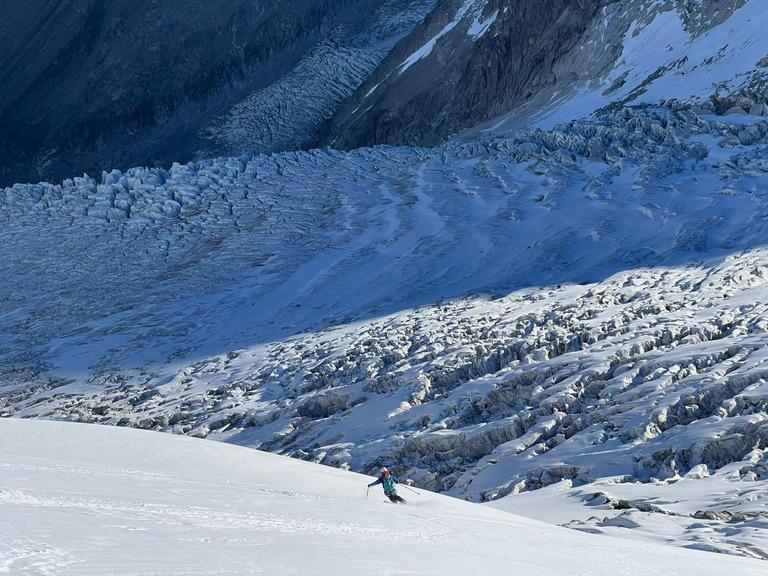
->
5, 1, 763, 188
1, 417, 764, 575
4, 1, 763, 187
0, 0, 434, 187
4, 0, 768, 564
320, 0, 764, 148
321, 0, 610, 148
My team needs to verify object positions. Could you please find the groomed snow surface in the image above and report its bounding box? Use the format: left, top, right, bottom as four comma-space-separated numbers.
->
0, 418, 764, 575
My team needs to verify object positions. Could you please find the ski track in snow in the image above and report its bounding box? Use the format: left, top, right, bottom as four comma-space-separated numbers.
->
4, 105, 768, 559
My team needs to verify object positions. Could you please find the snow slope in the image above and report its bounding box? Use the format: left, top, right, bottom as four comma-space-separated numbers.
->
475, 0, 768, 135
569, 0, 765, 117
0, 417, 764, 575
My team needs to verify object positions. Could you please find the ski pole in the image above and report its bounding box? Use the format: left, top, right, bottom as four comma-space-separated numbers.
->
401, 484, 420, 495
366, 486, 370, 500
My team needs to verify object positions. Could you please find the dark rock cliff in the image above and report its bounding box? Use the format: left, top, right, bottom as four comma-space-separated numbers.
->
317, 0, 752, 150
318, 0, 611, 149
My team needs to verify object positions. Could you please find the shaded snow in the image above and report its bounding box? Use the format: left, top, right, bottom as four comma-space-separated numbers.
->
399, 0, 485, 73
467, 9, 497, 39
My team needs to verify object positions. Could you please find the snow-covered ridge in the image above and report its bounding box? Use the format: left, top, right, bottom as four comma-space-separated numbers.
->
485, 0, 768, 134
4, 106, 768, 557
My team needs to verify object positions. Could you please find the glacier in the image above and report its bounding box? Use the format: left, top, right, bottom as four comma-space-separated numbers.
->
4, 104, 768, 558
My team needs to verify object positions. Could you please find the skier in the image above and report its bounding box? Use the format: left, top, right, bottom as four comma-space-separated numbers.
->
368, 467, 406, 503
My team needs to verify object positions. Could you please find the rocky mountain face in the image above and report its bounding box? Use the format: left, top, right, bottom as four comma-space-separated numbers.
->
319, 0, 753, 148
0, 0, 433, 187
320, 0, 610, 148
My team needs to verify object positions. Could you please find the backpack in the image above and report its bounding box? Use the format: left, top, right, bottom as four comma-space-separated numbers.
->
382, 475, 396, 494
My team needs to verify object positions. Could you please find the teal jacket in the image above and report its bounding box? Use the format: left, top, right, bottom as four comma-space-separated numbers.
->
369, 473, 400, 495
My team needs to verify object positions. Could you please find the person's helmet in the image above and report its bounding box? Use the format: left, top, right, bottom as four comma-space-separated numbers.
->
381, 467, 389, 475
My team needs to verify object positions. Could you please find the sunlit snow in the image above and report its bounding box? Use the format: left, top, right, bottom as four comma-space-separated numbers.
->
1, 418, 764, 574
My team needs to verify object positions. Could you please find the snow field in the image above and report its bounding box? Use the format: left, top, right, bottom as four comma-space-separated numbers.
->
0, 418, 764, 575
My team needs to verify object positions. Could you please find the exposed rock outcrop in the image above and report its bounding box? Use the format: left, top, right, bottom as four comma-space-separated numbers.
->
320, 0, 609, 148
319, 0, 753, 149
